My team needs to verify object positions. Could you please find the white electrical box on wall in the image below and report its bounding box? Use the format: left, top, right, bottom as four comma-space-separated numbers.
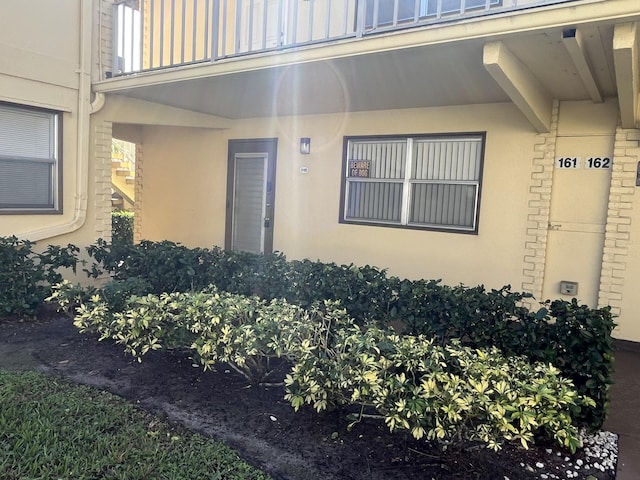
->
560, 281, 578, 296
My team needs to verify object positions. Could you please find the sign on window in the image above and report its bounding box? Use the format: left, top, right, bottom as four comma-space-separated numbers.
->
349, 160, 371, 178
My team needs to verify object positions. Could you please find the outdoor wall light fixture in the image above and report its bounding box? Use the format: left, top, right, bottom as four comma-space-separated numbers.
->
300, 137, 311, 154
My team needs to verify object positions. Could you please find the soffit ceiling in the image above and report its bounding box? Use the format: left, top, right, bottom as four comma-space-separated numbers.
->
105, 21, 621, 120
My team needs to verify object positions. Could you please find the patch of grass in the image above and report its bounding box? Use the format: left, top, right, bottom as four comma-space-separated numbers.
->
0, 370, 272, 480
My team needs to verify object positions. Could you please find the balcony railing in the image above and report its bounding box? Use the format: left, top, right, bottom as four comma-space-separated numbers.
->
111, 0, 583, 76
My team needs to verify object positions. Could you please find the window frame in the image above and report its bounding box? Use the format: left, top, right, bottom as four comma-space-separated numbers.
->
0, 102, 63, 215
339, 132, 485, 234
360, 0, 503, 29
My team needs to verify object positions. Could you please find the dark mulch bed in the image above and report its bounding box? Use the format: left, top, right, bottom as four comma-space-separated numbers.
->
0, 310, 615, 480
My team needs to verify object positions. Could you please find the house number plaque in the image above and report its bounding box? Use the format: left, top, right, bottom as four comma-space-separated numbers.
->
555, 157, 612, 169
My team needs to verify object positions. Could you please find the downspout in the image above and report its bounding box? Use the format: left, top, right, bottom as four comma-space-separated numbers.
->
25, 1, 105, 242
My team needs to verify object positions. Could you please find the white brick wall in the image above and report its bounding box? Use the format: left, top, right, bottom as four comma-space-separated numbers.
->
598, 126, 640, 316
94, 121, 114, 241
521, 100, 559, 304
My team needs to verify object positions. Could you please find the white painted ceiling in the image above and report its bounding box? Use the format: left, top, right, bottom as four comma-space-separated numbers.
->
106, 21, 621, 120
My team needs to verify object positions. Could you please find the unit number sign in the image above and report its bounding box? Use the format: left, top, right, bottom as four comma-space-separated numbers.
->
556, 157, 612, 169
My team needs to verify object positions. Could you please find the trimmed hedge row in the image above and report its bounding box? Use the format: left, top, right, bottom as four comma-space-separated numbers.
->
0, 237, 615, 431
81, 240, 616, 431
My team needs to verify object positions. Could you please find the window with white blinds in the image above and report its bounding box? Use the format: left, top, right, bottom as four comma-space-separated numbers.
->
342, 134, 484, 232
0, 103, 61, 212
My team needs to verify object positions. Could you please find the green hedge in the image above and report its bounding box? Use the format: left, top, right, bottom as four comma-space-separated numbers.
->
111, 211, 134, 245
388, 281, 615, 430
79, 240, 615, 431
83, 240, 394, 321
0, 236, 615, 431
0, 236, 79, 317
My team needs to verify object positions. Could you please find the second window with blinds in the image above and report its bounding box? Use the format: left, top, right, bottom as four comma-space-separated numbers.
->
340, 133, 485, 233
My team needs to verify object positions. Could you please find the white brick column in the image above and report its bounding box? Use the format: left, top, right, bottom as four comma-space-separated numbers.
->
521, 100, 559, 304
598, 127, 640, 316
94, 121, 114, 241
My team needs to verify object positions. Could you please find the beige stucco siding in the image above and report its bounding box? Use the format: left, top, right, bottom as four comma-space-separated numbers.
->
136, 98, 640, 340
1, 1, 80, 66
138, 102, 536, 288
0, 1, 80, 91
3, 0, 640, 342
0, 0, 81, 239
542, 100, 618, 307
273, 103, 534, 288
139, 126, 228, 247
0, 0, 110, 247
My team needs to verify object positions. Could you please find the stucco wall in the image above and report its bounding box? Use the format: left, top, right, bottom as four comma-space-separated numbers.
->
139, 126, 228, 247
1, 1, 80, 67
136, 98, 640, 340
111, 91, 640, 341
541, 100, 618, 307
0, 0, 110, 248
139, 102, 536, 289
0, 0, 79, 237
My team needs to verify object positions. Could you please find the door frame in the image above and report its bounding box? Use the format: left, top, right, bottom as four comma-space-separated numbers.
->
225, 138, 278, 254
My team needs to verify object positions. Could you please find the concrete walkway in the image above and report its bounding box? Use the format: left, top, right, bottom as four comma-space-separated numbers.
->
604, 340, 640, 480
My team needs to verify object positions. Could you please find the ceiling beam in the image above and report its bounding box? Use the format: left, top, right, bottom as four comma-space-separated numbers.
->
562, 28, 603, 103
483, 41, 552, 133
613, 22, 639, 129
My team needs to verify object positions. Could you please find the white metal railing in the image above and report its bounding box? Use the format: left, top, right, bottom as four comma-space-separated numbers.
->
111, 0, 584, 76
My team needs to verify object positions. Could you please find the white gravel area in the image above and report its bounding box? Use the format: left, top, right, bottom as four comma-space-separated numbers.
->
505, 431, 618, 480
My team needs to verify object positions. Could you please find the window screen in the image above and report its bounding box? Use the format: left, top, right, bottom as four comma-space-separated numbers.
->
0, 103, 60, 212
342, 134, 484, 232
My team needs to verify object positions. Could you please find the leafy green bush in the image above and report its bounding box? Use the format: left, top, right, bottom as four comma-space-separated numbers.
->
54, 284, 589, 452
78, 239, 615, 431
0, 236, 79, 317
541, 300, 615, 430
54, 280, 195, 361
394, 284, 615, 430
282, 260, 393, 322
388, 282, 534, 341
112, 210, 134, 245
4, 233, 614, 433
53, 281, 349, 384
84, 239, 202, 293
284, 326, 590, 452
83, 240, 393, 320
